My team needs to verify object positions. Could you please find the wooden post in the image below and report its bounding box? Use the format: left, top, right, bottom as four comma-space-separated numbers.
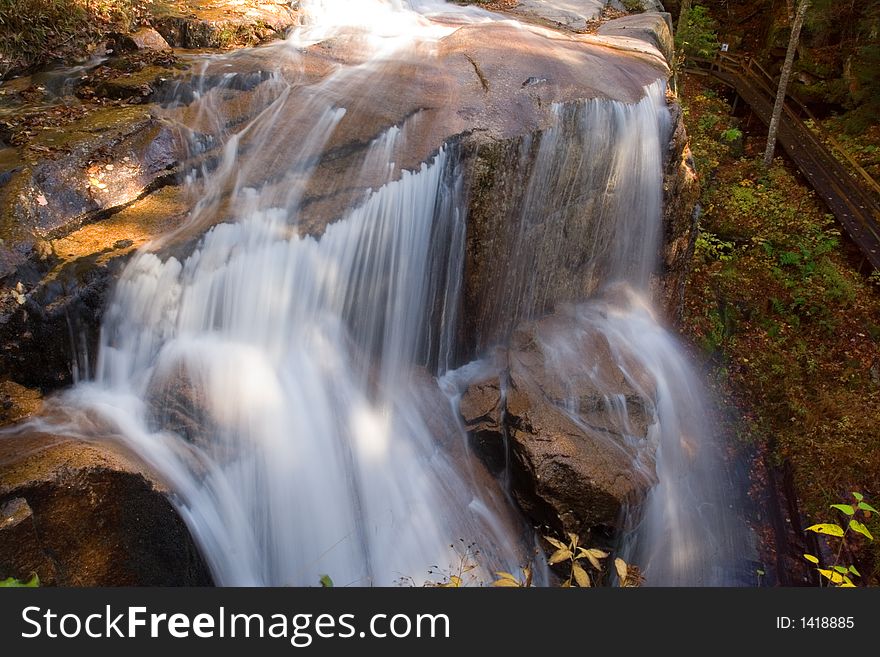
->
763, 0, 810, 168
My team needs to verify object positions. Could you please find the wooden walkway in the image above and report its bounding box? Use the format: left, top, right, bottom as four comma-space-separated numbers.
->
686, 54, 880, 270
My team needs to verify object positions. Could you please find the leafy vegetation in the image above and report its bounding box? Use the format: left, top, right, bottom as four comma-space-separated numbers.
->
0, 0, 151, 77
804, 493, 876, 586
531, 533, 640, 588
675, 5, 720, 59
0, 573, 39, 587
681, 76, 880, 581
396, 535, 637, 587
799, 0, 880, 132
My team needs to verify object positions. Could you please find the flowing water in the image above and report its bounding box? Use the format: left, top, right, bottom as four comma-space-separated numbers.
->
16, 0, 752, 585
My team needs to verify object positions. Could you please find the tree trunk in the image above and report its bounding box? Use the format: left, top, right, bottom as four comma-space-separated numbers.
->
763, 0, 810, 168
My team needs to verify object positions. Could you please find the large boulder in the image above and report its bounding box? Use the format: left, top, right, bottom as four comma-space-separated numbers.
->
460, 310, 658, 538
0, 430, 212, 586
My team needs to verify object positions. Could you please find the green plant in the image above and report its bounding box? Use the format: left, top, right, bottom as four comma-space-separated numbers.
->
695, 231, 735, 262
546, 533, 602, 587
0, 573, 39, 587
803, 492, 876, 587
720, 127, 743, 143
675, 5, 720, 59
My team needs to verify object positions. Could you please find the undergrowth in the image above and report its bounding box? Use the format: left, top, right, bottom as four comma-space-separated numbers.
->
681, 76, 880, 582
0, 0, 152, 77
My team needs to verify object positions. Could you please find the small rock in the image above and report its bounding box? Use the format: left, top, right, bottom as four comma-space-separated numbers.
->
113, 239, 134, 250
0, 498, 32, 531
124, 27, 172, 52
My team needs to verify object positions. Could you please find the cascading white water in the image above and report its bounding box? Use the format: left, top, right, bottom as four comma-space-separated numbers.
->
74, 134, 537, 585
475, 80, 752, 585
530, 290, 752, 586
10, 0, 752, 586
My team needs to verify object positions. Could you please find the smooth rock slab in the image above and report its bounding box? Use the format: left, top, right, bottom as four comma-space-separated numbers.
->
510, 0, 604, 30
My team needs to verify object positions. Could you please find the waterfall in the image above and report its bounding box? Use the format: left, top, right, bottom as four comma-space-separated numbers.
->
453, 79, 751, 585
12, 0, 752, 586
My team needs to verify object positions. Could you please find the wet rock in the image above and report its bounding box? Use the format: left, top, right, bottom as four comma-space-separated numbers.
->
658, 100, 700, 322
460, 376, 504, 433
0, 185, 190, 390
0, 102, 187, 388
459, 375, 506, 472
94, 66, 177, 102
0, 431, 212, 586
0, 251, 123, 390
0, 104, 185, 279
152, 0, 298, 49
145, 362, 215, 453
0, 381, 43, 426
459, 311, 657, 538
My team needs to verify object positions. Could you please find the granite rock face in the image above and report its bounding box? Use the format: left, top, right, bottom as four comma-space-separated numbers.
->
459, 311, 659, 539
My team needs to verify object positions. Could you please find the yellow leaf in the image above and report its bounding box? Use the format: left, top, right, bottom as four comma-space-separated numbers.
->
560, 580, 571, 587
806, 523, 845, 537
495, 571, 518, 581
584, 549, 607, 571
567, 533, 579, 549
544, 536, 567, 551
615, 558, 628, 585
818, 569, 845, 584
491, 578, 520, 587
803, 553, 820, 564
548, 548, 572, 565
572, 562, 591, 587
523, 566, 532, 587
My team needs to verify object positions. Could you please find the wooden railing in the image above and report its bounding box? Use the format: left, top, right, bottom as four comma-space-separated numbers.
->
684, 53, 880, 270
688, 53, 880, 200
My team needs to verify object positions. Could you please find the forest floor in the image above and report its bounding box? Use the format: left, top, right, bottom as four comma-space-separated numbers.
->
679, 72, 880, 583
